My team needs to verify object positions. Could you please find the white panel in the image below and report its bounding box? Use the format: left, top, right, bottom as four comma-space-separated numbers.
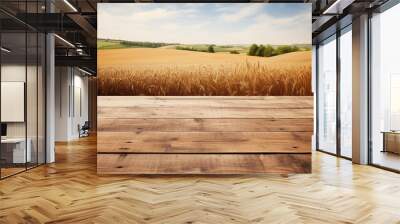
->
1, 82, 25, 122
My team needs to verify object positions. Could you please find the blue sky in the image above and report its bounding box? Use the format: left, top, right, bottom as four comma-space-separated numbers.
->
98, 3, 311, 45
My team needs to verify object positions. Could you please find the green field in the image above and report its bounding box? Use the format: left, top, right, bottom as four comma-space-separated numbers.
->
98, 39, 154, 50
98, 39, 175, 50
97, 39, 311, 56
97, 39, 249, 52
98, 40, 129, 49
162, 44, 249, 54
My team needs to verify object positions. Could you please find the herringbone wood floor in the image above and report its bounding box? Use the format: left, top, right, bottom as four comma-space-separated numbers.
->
1, 136, 400, 224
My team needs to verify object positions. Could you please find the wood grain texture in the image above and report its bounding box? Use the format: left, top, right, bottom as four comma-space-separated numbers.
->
97, 154, 311, 174
98, 118, 314, 132
100, 96, 314, 100
98, 107, 313, 119
97, 96, 313, 174
98, 96, 314, 108
97, 131, 312, 153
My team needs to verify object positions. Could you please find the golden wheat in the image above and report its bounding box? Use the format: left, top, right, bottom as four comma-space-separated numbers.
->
98, 62, 311, 96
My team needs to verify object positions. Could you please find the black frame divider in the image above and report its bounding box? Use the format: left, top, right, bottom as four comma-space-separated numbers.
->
0, 0, 47, 180
0, 21, 2, 179
315, 21, 353, 161
336, 19, 341, 157
367, 0, 400, 173
316, 0, 400, 172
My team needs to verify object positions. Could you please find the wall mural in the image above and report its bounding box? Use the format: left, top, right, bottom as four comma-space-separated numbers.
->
97, 3, 313, 174
98, 3, 312, 96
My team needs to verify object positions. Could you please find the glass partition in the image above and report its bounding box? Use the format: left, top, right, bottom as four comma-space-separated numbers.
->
339, 26, 352, 158
316, 24, 353, 159
27, 30, 38, 169
370, 3, 400, 171
1, 31, 28, 177
0, 2, 46, 179
317, 35, 337, 154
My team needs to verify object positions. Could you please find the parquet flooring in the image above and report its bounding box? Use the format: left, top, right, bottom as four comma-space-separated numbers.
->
1, 136, 400, 223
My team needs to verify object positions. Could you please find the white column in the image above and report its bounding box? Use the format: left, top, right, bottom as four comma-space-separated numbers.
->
46, 33, 55, 163
55, 67, 74, 141
352, 14, 369, 164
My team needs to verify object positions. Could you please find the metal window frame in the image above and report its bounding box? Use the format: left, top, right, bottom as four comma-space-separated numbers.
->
337, 23, 353, 160
0, 0, 47, 180
315, 0, 400, 173
367, 0, 400, 173
315, 21, 353, 161
0, 15, 2, 179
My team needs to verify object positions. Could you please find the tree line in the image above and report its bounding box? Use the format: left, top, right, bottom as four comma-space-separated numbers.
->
176, 45, 215, 53
120, 41, 176, 48
248, 44, 301, 57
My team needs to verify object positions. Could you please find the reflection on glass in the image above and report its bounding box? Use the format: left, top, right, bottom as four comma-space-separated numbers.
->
1, 31, 27, 177
390, 75, 400, 130
340, 27, 352, 158
318, 35, 337, 154
0, 1, 47, 179
27, 31, 38, 169
371, 3, 400, 171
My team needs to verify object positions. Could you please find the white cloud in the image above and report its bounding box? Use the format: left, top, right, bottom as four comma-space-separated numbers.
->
98, 4, 311, 45
236, 12, 311, 44
220, 4, 264, 22
129, 8, 179, 21
254, 11, 309, 27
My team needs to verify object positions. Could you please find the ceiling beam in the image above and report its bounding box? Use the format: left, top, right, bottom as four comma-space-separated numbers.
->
323, 0, 356, 14
55, 55, 96, 72
67, 13, 97, 46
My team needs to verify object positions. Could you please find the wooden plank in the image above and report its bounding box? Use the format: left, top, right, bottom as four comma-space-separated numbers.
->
98, 118, 314, 132
97, 132, 312, 153
98, 107, 313, 119
98, 96, 314, 108
97, 96, 313, 174
97, 154, 311, 174
99, 96, 314, 100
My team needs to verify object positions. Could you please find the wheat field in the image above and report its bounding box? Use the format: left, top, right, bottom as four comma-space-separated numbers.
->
98, 48, 312, 96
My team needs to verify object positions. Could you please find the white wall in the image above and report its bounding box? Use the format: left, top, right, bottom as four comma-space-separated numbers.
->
55, 66, 71, 141
74, 73, 89, 134
55, 67, 89, 141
